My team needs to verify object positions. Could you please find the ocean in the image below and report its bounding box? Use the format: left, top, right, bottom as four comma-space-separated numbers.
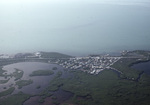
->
0, 2, 150, 56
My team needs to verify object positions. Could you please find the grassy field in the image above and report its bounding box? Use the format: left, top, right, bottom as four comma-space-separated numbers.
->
29, 70, 54, 76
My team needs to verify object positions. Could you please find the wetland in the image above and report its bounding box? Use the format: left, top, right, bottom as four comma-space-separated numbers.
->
0, 50, 150, 105
0, 62, 74, 105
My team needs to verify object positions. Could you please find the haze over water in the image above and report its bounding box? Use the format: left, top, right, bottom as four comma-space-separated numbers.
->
0, 0, 150, 56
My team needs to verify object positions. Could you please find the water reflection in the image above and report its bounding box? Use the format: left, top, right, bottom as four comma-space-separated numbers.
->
1, 62, 63, 94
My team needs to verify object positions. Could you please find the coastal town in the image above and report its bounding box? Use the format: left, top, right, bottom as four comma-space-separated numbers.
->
56, 55, 121, 74
1, 50, 147, 75
0, 51, 123, 74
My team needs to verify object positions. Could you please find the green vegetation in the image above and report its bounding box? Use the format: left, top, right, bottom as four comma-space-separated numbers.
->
29, 70, 54, 76
0, 91, 31, 105
45, 74, 63, 92
112, 58, 141, 79
12, 68, 24, 81
0, 87, 15, 97
111, 50, 150, 81
112, 54, 150, 80
40, 52, 72, 58
47, 68, 150, 105
52, 70, 120, 105
38, 91, 53, 104
38, 71, 63, 100
39, 91, 53, 100
0, 50, 150, 105
0, 78, 10, 84
16, 79, 33, 89
47, 84, 60, 92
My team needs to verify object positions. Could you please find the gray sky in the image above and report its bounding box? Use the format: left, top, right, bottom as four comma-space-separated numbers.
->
1, 0, 150, 5
0, 0, 150, 55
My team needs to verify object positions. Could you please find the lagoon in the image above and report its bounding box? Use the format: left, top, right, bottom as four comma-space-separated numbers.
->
132, 61, 150, 75
0, 62, 70, 94
0, 62, 74, 105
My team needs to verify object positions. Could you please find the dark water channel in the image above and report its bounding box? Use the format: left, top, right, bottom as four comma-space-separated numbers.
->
131, 61, 150, 75
0, 62, 73, 104
109, 61, 150, 82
